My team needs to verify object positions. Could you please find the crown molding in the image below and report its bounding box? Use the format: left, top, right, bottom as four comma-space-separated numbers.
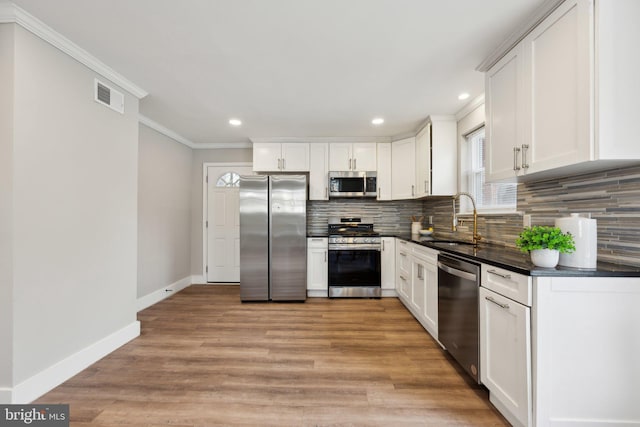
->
476, 0, 565, 72
249, 136, 392, 144
455, 94, 485, 121
139, 115, 252, 149
0, 2, 147, 99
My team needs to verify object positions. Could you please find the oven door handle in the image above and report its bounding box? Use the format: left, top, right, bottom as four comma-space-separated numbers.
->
437, 262, 477, 281
329, 245, 381, 251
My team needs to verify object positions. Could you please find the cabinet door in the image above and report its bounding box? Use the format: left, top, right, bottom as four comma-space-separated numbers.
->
391, 137, 416, 200
380, 238, 396, 291
423, 257, 438, 338
523, 0, 591, 175
376, 142, 392, 200
328, 143, 352, 171
430, 117, 457, 195
309, 143, 328, 200
352, 143, 377, 171
480, 287, 532, 427
253, 143, 282, 172
281, 143, 309, 171
415, 124, 431, 198
485, 46, 524, 181
411, 258, 427, 316
307, 239, 328, 293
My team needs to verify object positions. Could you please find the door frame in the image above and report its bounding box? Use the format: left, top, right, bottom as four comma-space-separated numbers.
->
202, 162, 253, 282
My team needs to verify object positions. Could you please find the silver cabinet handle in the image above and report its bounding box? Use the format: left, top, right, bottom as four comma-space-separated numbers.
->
324, 251, 327, 262
382, 240, 385, 251
521, 144, 529, 169
278, 158, 281, 170
400, 275, 407, 281
485, 296, 510, 309
378, 187, 381, 198
349, 158, 352, 170
488, 269, 512, 279
417, 264, 424, 280
353, 158, 357, 170
325, 187, 328, 198
282, 158, 286, 170
311, 238, 323, 241
400, 252, 407, 257
411, 185, 415, 197
513, 147, 521, 171
424, 180, 428, 193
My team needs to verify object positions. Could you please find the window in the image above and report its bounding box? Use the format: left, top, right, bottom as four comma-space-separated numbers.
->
216, 172, 240, 187
463, 126, 516, 212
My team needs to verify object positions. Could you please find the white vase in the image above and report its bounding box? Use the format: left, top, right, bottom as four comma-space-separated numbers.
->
530, 248, 559, 268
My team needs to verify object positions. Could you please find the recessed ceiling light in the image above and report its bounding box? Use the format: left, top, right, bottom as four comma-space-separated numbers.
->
458, 93, 470, 101
371, 117, 384, 125
229, 118, 242, 126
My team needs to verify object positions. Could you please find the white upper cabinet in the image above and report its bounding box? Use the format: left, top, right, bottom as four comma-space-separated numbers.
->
329, 142, 376, 171
414, 125, 431, 198
485, 45, 524, 181
428, 116, 457, 195
376, 142, 392, 200
391, 137, 416, 200
308, 143, 329, 200
253, 142, 309, 172
484, 0, 640, 182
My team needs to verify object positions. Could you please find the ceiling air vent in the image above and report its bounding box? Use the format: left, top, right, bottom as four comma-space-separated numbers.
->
94, 78, 124, 114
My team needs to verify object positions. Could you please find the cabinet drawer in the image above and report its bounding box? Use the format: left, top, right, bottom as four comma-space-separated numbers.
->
411, 243, 438, 263
307, 237, 328, 249
481, 264, 531, 306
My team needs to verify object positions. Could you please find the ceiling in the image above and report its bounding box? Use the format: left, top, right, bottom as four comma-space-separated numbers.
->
12, 0, 544, 146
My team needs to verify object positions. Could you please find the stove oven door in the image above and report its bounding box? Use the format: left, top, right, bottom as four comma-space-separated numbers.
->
328, 246, 381, 297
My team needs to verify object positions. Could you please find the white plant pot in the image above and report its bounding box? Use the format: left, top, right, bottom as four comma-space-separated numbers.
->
530, 249, 560, 268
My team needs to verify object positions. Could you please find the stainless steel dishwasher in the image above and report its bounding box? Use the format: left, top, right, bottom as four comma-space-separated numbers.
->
437, 252, 481, 383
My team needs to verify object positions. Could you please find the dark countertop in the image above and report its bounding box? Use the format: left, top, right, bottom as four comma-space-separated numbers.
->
391, 234, 640, 277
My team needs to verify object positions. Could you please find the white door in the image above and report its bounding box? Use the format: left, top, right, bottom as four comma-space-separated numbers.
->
206, 166, 253, 282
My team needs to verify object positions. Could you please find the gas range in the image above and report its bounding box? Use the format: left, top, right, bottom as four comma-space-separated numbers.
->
327, 217, 382, 298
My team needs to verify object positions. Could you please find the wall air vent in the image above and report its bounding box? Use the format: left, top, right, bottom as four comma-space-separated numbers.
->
94, 78, 124, 114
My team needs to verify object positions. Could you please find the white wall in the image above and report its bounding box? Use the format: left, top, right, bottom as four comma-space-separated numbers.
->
0, 24, 15, 392
138, 124, 193, 298
457, 101, 485, 197
10, 24, 139, 392
190, 148, 252, 278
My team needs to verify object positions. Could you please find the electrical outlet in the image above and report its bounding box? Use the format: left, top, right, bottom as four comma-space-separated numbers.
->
523, 214, 532, 227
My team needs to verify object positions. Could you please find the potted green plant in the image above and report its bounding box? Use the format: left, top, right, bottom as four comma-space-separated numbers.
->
516, 226, 576, 268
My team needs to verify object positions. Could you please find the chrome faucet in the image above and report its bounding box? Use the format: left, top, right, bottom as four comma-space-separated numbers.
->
452, 192, 481, 245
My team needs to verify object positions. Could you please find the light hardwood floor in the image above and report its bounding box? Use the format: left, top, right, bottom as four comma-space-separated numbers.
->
36, 285, 508, 426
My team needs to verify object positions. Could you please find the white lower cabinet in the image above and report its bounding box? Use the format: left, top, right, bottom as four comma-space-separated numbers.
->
395, 239, 438, 339
480, 286, 531, 427
306, 238, 328, 297
381, 237, 396, 296
395, 240, 412, 304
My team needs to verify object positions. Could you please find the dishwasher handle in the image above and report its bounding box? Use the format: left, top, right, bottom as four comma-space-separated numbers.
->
438, 261, 477, 282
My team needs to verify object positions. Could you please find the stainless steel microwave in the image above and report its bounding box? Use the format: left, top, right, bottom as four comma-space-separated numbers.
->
328, 171, 377, 198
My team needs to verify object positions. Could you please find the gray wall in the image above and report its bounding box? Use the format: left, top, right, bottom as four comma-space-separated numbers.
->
0, 24, 15, 391
138, 124, 193, 297
10, 25, 139, 385
190, 148, 252, 277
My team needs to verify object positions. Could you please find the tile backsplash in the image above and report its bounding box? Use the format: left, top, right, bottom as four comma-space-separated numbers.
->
424, 165, 640, 267
308, 165, 640, 266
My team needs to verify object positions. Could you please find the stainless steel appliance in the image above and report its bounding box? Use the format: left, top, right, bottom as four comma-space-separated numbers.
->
328, 217, 381, 298
437, 253, 481, 383
239, 175, 307, 302
328, 171, 377, 198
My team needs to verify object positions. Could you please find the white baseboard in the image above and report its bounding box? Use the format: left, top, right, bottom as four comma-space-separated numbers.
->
137, 276, 191, 312
9, 321, 140, 404
381, 289, 398, 297
191, 275, 205, 284
307, 290, 328, 298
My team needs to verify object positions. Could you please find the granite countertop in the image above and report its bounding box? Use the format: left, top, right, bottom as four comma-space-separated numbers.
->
392, 234, 640, 277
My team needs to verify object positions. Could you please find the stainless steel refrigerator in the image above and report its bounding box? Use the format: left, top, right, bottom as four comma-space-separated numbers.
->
239, 175, 307, 301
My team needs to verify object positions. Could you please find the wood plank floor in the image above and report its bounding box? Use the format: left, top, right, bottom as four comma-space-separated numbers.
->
36, 285, 509, 426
